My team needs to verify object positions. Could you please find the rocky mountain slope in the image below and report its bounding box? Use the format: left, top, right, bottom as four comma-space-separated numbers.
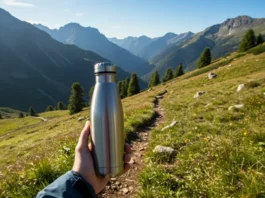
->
149, 16, 265, 78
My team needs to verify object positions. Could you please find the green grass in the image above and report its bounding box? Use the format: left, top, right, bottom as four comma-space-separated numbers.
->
139, 50, 265, 197
0, 107, 26, 119
0, 85, 163, 197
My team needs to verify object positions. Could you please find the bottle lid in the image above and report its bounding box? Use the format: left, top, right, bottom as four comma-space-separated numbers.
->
94, 62, 116, 74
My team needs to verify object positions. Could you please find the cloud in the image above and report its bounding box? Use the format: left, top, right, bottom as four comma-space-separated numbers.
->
76, 13, 84, 17
3, 0, 35, 7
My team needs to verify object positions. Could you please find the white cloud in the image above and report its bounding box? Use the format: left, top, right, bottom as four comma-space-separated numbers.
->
76, 13, 84, 17
3, 0, 35, 7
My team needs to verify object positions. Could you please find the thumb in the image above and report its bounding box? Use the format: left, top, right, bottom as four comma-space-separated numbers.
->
77, 121, 90, 150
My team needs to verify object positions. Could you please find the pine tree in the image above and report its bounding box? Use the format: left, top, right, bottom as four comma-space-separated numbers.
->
127, 73, 140, 96
117, 81, 124, 98
239, 29, 256, 52
18, 112, 24, 118
148, 71, 160, 88
28, 106, 36, 116
46, 105, 54, 112
68, 82, 85, 115
57, 101, 65, 110
162, 68, 173, 82
256, 34, 264, 45
197, 47, 212, 69
121, 78, 130, 98
88, 86, 95, 105
174, 63, 184, 77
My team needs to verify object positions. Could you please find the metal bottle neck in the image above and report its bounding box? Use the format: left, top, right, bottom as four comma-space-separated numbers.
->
95, 73, 116, 83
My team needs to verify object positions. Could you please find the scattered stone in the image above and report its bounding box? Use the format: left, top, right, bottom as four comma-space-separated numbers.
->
129, 186, 134, 191
161, 121, 178, 131
170, 91, 173, 94
228, 64, 232, 67
78, 117, 85, 121
194, 91, 205, 98
153, 145, 176, 155
139, 147, 145, 151
208, 72, 217, 79
129, 158, 136, 164
228, 104, 244, 111
115, 181, 121, 186
156, 95, 163, 99
237, 84, 245, 92
263, 92, 265, 96
111, 178, 117, 181
256, 59, 259, 62
148, 88, 153, 92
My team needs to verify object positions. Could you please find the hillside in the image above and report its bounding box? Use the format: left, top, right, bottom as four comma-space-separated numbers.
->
35, 24, 153, 76
149, 16, 265, 78
0, 107, 25, 119
0, 43, 265, 197
0, 8, 141, 112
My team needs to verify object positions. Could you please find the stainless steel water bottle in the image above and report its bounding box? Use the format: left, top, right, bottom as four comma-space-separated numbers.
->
90, 62, 124, 177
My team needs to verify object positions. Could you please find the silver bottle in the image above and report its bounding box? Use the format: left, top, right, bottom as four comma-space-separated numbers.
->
90, 62, 124, 177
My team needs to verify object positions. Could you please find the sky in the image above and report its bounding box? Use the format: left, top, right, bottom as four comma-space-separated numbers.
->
0, 0, 265, 39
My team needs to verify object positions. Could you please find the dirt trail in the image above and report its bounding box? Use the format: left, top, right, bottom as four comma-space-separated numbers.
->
99, 98, 165, 198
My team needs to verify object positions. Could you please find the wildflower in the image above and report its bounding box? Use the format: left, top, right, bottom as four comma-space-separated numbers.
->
203, 137, 209, 142
229, 122, 233, 126
244, 132, 248, 136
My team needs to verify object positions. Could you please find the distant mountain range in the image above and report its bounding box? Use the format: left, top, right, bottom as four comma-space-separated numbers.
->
34, 23, 153, 77
109, 32, 194, 60
143, 15, 265, 80
0, 8, 146, 111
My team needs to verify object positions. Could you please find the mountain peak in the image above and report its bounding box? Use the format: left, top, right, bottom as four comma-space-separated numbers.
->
221, 15, 253, 28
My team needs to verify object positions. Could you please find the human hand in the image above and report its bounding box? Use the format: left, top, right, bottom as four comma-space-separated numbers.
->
72, 121, 131, 194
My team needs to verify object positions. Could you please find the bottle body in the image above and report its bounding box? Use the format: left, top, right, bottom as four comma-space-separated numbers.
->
90, 63, 124, 177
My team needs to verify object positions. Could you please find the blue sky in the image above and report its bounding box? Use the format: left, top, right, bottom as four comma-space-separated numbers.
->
0, 0, 264, 38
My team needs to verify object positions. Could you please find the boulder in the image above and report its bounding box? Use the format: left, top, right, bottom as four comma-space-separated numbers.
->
194, 91, 205, 98
228, 104, 244, 111
156, 95, 163, 99
237, 84, 245, 92
161, 121, 178, 131
78, 117, 85, 121
153, 145, 176, 155
208, 72, 217, 79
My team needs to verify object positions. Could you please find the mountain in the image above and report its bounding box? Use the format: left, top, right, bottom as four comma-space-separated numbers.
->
0, 8, 145, 111
149, 16, 265, 78
108, 32, 194, 61
35, 24, 153, 76
108, 36, 154, 57
140, 32, 194, 61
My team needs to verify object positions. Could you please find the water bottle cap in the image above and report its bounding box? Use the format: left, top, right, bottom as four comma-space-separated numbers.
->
94, 62, 116, 74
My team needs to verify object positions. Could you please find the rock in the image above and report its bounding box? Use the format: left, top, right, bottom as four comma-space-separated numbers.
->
129, 186, 134, 191
194, 91, 205, 98
148, 88, 153, 92
161, 121, 178, 131
264, 92, 265, 96
78, 117, 85, 121
208, 72, 217, 79
228, 64, 232, 67
153, 145, 176, 155
115, 181, 121, 186
111, 178, 117, 181
156, 95, 163, 99
170, 91, 173, 94
139, 147, 145, 151
228, 104, 244, 111
237, 84, 245, 92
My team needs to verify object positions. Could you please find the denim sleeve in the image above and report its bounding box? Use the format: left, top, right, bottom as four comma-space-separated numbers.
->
36, 171, 96, 198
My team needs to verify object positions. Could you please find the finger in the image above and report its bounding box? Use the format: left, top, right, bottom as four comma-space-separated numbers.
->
124, 143, 131, 153
77, 121, 90, 149
124, 163, 131, 172
124, 153, 131, 163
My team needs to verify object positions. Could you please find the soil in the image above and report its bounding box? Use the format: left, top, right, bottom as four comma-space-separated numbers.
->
99, 98, 164, 198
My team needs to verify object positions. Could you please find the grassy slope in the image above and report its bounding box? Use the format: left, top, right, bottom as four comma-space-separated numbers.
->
0, 86, 163, 197
140, 46, 265, 197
